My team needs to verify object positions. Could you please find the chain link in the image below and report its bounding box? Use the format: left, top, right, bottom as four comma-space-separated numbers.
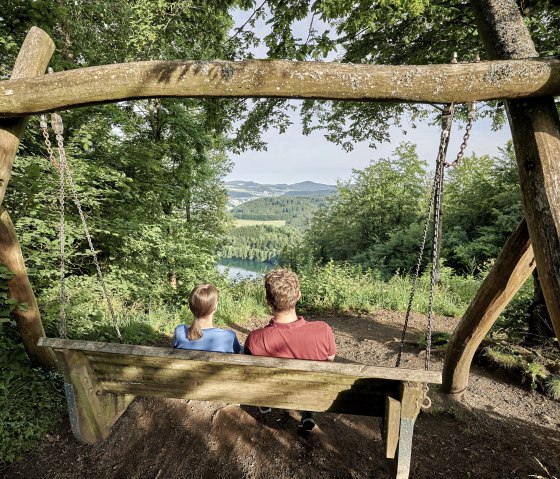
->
396, 103, 454, 368
445, 103, 477, 168
40, 116, 66, 338
42, 115, 122, 339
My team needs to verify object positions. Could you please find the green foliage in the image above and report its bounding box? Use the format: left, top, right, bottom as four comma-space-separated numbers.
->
231, 194, 329, 229
442, 144, 523, 275
222, 224, 301, 263
304, 142, 428, 272
545, 376, 560, 401
492, 277, 534, 342
523, 362, 549, 390
0, 268, 64, 465
295, 261, 475, 317
483, 347, 523, 371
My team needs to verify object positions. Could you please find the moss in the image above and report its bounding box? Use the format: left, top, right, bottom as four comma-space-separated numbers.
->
483, 347, 522, 370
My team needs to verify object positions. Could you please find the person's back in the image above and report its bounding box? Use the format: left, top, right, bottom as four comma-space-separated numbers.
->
244, 316, 334, 360
174, 284, 241, 354
244, 269, 336, 431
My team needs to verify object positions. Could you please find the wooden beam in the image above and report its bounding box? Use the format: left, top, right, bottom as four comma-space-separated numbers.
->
0, 27, 55, 369
471, 0, 560, 340
2, 57, 560, 116
54, 349, 134, 444
442, 220, 535, 397
0, 208, 55, 368
383, 394, 401, 459
38, 337, 443, 384
387, 382, 422, 479
0, 27, 55, 202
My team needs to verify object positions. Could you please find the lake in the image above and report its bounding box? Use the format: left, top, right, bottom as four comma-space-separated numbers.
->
217, 258, 274, 280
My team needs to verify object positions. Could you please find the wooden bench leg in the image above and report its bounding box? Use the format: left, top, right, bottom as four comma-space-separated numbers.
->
54, 349, 134, 444
385, 382, 422, 479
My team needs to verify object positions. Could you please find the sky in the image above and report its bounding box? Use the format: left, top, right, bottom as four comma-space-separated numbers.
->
225, 8, 512, 186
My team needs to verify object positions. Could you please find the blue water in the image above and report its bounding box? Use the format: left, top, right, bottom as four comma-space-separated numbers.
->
217, 258, 274, 280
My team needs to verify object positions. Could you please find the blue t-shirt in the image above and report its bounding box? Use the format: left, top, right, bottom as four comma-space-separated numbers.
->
173, 324, 242, 354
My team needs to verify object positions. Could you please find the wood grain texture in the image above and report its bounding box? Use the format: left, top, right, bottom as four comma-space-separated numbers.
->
0, 27, 55, 369
38, 337, 443, 384
471, 0, 560, 340
442, 220, 535, 396
2, 57, 560, 116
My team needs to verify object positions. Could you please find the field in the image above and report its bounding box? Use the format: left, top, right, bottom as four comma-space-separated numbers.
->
235, 219, 286, 227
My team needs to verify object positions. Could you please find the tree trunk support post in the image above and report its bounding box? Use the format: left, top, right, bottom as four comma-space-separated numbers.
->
0, 27, 56, 368
442, 220, 535, 397
471, 0, 560, 340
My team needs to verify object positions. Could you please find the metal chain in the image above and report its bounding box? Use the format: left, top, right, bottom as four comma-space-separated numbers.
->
425, 149, 446, 370
40, 116, 66, 338
43, 114, 122, 339
445, 103, 477, 168
396, 104, 454, 368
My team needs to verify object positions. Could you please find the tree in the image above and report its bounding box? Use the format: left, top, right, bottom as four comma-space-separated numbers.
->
0, 1, 250, 312
305, 142, 428, 270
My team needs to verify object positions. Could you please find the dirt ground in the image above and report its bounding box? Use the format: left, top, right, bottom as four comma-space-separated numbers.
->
4, 311, 560, 479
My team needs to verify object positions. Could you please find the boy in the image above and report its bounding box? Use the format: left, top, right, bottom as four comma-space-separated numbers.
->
244, 269, 336, 431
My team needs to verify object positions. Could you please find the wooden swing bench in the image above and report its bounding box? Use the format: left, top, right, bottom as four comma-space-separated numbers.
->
39, 337, 441, 479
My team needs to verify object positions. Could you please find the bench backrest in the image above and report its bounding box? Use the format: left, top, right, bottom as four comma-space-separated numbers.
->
39, 337, 442, 416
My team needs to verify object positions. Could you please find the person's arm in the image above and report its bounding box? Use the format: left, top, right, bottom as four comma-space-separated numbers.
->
232, 334, 242, 354
326, 325, 336, 362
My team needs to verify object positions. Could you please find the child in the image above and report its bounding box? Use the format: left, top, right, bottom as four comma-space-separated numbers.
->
174, 284, 241, 354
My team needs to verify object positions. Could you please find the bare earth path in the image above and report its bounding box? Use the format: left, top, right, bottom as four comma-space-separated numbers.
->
4, 311, 560, 478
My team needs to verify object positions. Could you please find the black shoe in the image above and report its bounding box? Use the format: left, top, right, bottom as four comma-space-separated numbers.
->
298, 412, 316, 432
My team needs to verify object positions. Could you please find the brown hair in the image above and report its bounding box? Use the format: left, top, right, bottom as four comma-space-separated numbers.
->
264, 269, 300, 313
187, 284, 218, 341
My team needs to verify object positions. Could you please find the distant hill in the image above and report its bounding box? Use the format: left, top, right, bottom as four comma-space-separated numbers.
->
231, 194, 331, 229
226, 180, 336, 208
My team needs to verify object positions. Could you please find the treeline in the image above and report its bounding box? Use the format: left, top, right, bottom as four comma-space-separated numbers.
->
231, 195, 328, 229
222, 225, 300, 263
282, 142, 523, 279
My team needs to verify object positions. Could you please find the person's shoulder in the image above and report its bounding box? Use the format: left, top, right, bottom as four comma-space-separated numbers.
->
304, 320, 333, 333
209, 327, 237, 338
246, 325, 269, 341
174, 324, 187, 335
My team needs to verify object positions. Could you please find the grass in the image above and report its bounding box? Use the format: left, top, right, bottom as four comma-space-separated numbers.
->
545, 376, 560, 400
235, 219, 286, 227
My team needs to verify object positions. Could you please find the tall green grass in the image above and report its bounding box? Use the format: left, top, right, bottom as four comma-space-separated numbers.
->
297, 262, 479, 317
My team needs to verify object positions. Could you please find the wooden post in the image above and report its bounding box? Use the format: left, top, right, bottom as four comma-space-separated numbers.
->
387, 382, 422, 479
471, 0, 560, 339
442, 220, 535, 397
53, 349, 134, 444
0, 27, 55, 368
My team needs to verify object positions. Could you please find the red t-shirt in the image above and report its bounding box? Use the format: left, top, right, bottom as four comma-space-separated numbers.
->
244, 316, 336, 361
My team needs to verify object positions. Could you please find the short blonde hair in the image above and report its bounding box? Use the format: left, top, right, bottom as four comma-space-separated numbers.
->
264, 269, 300, 312
188, 284, 218, 340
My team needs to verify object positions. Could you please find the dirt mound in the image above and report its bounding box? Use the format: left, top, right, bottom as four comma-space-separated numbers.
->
4, 312, 560, 478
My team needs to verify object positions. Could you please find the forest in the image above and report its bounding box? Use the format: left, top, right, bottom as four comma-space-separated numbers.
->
1, 1, 560, 478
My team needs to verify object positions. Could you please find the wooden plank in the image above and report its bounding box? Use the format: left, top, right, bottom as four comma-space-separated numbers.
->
0, 27, 56, 370
442, 220, 534, 397
384, 394, 401, 459
3, 57, 560, 117
97, 381, 387, 416
387, 382, 423, 479
472, 0, 560, 340
92, 363, 385, 388
53, 350, 134, 444
38, 338, 443, 384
